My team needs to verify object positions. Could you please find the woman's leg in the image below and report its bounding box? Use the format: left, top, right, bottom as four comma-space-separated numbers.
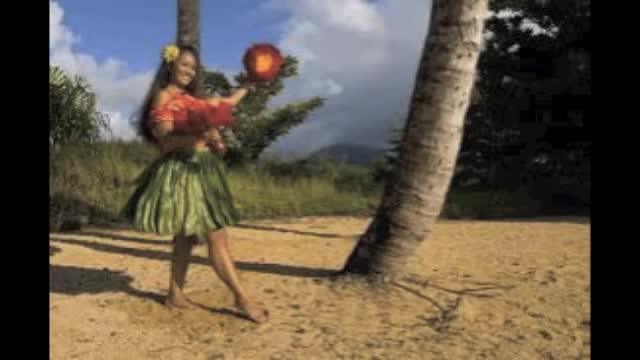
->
166, 235, 197, 308
206, 228, 268, 323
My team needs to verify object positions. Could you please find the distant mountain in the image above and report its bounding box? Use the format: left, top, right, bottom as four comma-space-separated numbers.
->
308, 144, 387, 166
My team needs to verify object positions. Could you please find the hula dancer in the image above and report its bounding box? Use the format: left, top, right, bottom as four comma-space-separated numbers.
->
125, 44, 268, 324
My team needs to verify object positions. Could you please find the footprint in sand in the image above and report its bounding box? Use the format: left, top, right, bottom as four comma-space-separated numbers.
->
541, 270, 558, 286
538, 329, 553, 341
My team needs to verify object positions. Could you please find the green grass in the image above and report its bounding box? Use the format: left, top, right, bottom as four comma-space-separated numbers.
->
49, 142, 380, 223
230, 170, 378, 219
50, 142, 152, 222
50, 141, 555, 226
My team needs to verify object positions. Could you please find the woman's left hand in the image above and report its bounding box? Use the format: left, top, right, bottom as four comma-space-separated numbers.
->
203, 128, 227, 155
202, 128, 222, 143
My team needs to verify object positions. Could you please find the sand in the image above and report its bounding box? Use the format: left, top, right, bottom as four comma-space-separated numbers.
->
50, 216, 590, 359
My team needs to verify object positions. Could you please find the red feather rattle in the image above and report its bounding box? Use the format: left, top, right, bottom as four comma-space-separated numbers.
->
242, 43, 285, 83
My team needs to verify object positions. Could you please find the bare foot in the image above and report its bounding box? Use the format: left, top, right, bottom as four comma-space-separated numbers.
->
165, 296, 199, 310
235, 298, 269, 324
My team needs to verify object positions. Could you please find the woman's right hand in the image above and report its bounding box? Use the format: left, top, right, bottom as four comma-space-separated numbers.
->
206, 97, 221, 106
206, 84, 252, 107
210, 141, 227, 156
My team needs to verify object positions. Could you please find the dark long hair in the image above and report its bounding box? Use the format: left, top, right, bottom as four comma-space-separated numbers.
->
133, 45, 202, 143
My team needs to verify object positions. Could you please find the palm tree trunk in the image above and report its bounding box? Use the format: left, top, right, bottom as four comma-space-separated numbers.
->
177, 0, 200, 52
342, 0, 489, 280
176, 0, 204, 96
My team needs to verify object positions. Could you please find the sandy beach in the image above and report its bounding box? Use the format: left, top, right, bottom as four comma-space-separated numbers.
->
50, 216, 590, 359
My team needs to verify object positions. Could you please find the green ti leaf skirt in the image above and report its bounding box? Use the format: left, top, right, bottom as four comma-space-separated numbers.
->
123, 150, 239, 241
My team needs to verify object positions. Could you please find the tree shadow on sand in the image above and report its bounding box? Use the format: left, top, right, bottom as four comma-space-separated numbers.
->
78, 230, 173, 246
72, 223, 356, 247
392, 275, 517, 333
486, 217, 590, 225
235, 223, 354, 239
50, 245, 62, 256
49, 236, 338, 279
49, 264, 249, 321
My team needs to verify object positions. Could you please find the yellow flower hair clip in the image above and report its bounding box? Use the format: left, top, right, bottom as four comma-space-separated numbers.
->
162, 44, 180, 63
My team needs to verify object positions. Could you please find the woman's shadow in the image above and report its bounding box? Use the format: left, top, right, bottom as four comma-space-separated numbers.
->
50, 245, 62, 256
50, 264, 163, 300
49, 264, 247, 321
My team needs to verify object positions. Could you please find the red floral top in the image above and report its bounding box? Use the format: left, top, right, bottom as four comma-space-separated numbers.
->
148, 92, 234, 134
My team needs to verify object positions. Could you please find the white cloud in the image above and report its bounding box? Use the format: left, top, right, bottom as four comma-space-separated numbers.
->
258, 1, 561, 156
49, 1, 152, 139
104, 111, 138, 140
50, 1, 76, 50
264, 0, 432, 156
310, 79, 343, 96
271, 0, 386, 35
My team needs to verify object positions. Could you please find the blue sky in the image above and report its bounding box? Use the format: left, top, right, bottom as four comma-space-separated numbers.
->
50, 0, 435, 155
55, 0, 287, 73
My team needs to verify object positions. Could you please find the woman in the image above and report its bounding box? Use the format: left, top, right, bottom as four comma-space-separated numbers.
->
124, 44, 268, 324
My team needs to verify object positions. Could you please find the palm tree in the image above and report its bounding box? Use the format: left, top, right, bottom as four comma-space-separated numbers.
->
177, 0, 200, 51
176, 0, 205, 96
49, 66, 110, 146
341, 0, 489, 280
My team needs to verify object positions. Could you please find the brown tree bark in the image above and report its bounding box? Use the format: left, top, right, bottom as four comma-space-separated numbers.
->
342, 0, 489, 280
177, 0, 200, 52
176, 0, 205, 96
